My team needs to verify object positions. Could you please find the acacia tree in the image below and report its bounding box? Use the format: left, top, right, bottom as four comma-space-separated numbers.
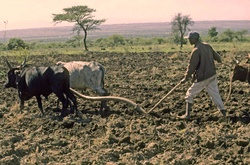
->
52, 5, 106, 51
171, 13, 194, 48
208, 27, 218, 38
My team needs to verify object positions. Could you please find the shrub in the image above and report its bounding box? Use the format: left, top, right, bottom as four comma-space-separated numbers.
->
7, 38, 28, 50
107, 34, 126, 47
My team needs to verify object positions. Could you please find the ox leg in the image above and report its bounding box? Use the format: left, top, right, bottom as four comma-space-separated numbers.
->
55, 94, 73, 116
56, 96, 72, 110
65, 91, 78, 116
99, 89, 109, 112
18, 92, 24, 112
36, 95, 44, 116
67, 97, 73, 114
55, 92, 68, 117
100, 101, 109, 111
56, 99, 60, 109
19, 99, 24, 112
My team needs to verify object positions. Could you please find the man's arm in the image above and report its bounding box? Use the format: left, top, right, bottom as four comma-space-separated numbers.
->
186, 50, 200, 77
182, 49, 200, 83
212, 48, 222, 63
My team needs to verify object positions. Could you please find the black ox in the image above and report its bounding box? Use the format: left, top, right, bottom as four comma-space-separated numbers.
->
4, 59, 77, 117
232, 60, 250, 84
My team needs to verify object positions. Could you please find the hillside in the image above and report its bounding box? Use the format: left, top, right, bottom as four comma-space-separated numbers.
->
0, 20, 250, 42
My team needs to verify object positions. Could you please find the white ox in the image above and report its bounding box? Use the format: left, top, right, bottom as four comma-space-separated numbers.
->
57, 61, 108, 111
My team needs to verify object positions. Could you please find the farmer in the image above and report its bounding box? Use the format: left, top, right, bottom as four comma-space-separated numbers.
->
180, 31, 226, 119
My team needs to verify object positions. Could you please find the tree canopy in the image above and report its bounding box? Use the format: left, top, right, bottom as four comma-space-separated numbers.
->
171, 13, 194, 48
52, 5, 106, 51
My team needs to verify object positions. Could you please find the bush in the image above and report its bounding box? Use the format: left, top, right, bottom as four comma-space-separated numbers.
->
108, 34, 126, 47
7, 38, 28, 50
0, 43, 6, 51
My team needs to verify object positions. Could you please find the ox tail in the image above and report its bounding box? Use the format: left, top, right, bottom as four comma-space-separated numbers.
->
70, 88, 146, 114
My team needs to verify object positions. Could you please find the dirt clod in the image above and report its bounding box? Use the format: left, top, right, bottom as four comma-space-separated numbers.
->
0, 52, 249, 164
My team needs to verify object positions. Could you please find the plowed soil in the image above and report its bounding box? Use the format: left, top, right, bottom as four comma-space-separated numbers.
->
0, 52, 249, 164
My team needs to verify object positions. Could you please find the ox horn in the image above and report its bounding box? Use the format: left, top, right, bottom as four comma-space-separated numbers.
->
5, 58, 12, 69
20, 58, 27, 70
22, 58, 26, 67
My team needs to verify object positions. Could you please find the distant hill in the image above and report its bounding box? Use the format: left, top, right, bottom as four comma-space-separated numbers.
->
0, 20, 249, 42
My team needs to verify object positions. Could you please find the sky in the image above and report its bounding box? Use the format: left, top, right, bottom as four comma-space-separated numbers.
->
0, 0, 250, 30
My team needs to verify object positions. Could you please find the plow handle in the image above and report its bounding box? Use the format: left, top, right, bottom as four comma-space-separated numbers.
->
147, 81, 182, 113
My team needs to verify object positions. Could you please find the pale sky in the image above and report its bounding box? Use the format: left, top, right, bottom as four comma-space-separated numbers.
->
0, 0, 250, 30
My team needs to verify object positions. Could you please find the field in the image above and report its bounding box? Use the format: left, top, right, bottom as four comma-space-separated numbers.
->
0, 50, 249, 164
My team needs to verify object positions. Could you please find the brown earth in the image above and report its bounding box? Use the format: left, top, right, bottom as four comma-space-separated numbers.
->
0, 52, 249, 165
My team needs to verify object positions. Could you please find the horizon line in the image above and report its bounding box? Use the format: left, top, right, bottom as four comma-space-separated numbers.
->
2, 20, 250, 31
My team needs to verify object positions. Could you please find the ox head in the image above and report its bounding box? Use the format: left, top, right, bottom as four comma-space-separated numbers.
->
4, 58, 26, 88
231, 58, 249, 83
56, 61, 66, 66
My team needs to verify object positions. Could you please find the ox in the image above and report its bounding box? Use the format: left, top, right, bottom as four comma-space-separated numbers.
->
226, 58, 250, 103
56, 61, 109, 111
232, 60, 250, 84
4, 59, 77, 117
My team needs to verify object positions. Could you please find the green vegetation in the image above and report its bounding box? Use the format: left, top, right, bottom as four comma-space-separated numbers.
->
0, 28, 249, 56
6, 38, 28, 50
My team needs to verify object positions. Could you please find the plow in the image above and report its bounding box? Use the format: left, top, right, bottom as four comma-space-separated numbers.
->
70, 80, 183, 115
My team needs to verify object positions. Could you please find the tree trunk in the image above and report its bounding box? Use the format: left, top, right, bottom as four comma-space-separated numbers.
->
180, 33, 184, 48
83, 29, 88, 51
